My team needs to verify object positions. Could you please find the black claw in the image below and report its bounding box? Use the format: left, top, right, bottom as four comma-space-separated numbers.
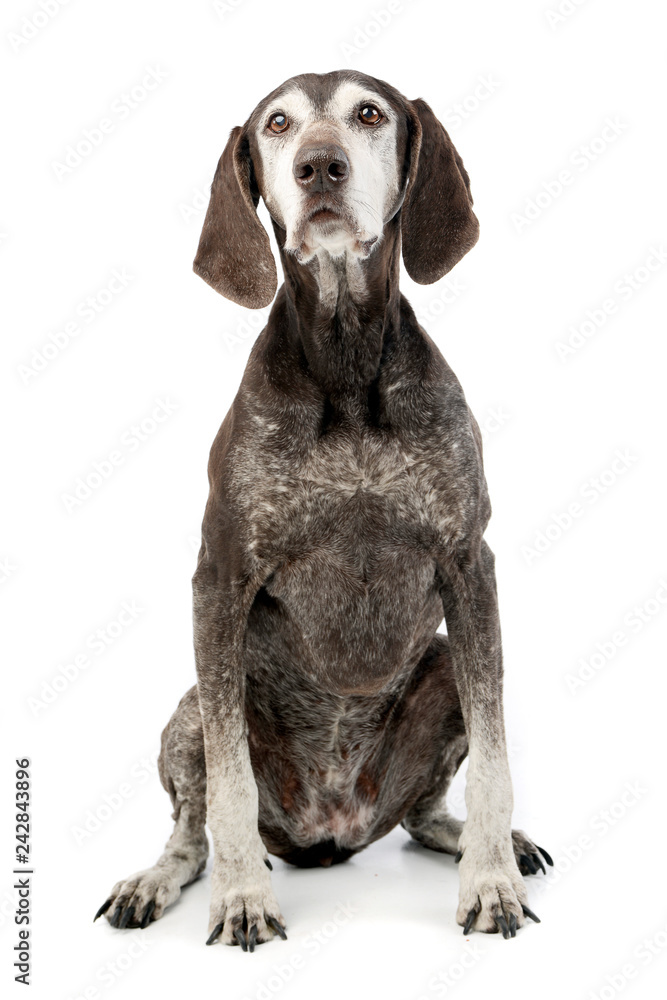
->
521, 904, 541, 924
454, 851, 462, 863
495, 914, 511, 939
119, 905, 135, 929
463, 908, 476, 935
531, 852, 546, 875
248, 925, 258, 953
94, 898, 113, 922
264, 858, 273, 870
140, 900, 156, 929
110, 904, 124, 928
509, 913, 517, 938
520, 853, 538, 875
234, 927, 248, 952
267, 916, 287, 941
536, 846, 554, 867
206, 922, 224, 946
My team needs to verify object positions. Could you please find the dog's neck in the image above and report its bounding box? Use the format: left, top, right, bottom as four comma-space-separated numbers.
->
274, 217, 403, 404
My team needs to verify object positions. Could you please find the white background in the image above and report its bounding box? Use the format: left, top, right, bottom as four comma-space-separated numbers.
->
2, 1, 666, 998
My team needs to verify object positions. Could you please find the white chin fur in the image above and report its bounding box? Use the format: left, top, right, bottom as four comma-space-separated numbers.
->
286, 221, 380, 264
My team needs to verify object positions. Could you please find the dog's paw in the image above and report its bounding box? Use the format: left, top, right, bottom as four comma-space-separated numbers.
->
456, 846, 540, 938
511, 829, 554, 877
94, 868, 182, 929
205, 856, 286, 952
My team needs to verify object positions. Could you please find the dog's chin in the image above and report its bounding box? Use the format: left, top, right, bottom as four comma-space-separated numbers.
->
286, 213, 379, 264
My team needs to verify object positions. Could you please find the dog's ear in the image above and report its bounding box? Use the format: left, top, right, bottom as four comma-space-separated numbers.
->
401, 98, 479, 284
193, 125, 277, 309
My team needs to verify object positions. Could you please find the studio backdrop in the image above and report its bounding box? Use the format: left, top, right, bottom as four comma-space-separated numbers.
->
3, 1, 665, 999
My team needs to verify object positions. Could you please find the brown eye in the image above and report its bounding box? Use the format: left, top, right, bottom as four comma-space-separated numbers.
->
268, 113, 289, 134
359, 106, 381, 125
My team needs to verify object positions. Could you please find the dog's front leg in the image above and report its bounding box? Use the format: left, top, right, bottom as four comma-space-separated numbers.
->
192, 559, 286, 950
440, 540, 531, 938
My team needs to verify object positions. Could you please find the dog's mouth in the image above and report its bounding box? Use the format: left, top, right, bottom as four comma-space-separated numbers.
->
285, 195, 378, 263
308, 207, 342, 224
305, 198, 347, 227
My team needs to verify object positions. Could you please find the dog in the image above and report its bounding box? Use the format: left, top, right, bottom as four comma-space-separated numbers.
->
94, 70, 552, 951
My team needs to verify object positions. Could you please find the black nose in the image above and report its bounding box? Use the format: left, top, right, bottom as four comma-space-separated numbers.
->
293, 145, 350, 191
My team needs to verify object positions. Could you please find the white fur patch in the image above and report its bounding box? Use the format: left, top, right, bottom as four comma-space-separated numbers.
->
254, 80, 401, 267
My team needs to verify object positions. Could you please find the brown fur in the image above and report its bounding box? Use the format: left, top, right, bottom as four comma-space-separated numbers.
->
96, 72, 549, 948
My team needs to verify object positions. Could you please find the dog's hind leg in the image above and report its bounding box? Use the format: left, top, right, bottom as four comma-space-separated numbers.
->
95, 686, 209, 929
401, 730, 468, 856
402, 724, 553, 878
404, 787, 553, 877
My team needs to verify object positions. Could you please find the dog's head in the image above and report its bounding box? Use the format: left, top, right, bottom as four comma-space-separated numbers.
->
194, 70, 479, 308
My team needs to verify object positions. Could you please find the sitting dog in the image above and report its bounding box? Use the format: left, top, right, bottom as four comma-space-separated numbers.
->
95, 70, 551, 951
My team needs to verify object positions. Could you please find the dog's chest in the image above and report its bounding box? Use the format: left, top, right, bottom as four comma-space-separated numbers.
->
238, 422, 467, 689
244, 423, 467, 554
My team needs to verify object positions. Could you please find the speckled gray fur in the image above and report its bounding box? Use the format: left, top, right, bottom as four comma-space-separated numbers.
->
97, 71, 550, 948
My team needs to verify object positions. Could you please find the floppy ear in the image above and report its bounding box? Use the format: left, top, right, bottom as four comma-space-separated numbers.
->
193, 126, 277, 308
401, 98, 479, 284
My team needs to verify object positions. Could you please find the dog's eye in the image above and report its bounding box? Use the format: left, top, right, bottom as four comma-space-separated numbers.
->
359, 106, 382, 125
268, 113, 289, 134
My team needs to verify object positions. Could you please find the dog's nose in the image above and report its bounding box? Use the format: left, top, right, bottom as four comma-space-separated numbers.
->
293, 145, 350, 191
